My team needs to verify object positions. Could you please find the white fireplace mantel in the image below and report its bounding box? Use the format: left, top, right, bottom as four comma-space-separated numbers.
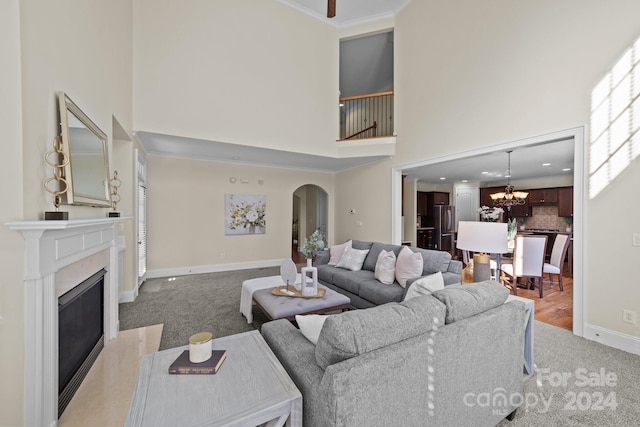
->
7, 217, 130, 427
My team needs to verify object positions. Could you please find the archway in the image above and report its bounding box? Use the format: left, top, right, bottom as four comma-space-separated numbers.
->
292, 184, 328, 263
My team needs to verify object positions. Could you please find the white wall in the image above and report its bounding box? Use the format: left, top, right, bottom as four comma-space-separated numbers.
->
335, 0, 640, 342
145, 156, 335, 274
133, 0, 340, 155
1, 1, 134, 424
0, 1, 25, 423
21, 0, 133, 219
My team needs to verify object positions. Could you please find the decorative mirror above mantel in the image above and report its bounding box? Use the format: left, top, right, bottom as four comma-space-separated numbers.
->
57, 91, 112, 207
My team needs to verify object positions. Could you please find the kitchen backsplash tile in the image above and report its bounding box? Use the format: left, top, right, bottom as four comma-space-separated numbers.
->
521, 206, 572, 231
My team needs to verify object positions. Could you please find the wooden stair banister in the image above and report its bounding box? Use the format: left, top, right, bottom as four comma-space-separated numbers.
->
339, 90, 393, 140
345, 121, 377, 140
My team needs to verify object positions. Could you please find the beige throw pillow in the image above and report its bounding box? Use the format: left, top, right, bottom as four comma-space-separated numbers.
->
328, 240, 352, 266
395, 246, 424, 288
403, 272, 445, 301
374, 249, 397, 285
335, 247, 369, 271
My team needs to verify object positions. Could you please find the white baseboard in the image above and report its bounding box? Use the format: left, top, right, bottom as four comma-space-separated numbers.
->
119, 290, 137, 303
583, 323, 640, 355
146, 259, 282, 279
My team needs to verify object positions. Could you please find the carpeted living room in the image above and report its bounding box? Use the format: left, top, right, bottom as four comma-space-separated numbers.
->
3, 0, 640, 426
69, 267, 640, 425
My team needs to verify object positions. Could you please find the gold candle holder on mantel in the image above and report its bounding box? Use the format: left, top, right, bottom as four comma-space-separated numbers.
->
108, 170, 121, 217
43, 136, 70, 220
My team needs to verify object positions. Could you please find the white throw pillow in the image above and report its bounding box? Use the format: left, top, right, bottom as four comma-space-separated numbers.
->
374, 249, 397, 285
295, 314, 327, 345
395, 246, 424, 288
328, 240, 352, 266
403, 272, 445, 301
335, 247, 370, 271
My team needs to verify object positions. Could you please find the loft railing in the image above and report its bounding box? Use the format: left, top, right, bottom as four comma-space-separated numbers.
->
340, 90, 393, 140
345, 121, 377, 140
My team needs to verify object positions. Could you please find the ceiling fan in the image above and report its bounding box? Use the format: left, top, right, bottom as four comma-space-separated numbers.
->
327, 0, 336, 18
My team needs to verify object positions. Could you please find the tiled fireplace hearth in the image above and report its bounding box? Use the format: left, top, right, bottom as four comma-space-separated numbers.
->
7, 218, 127, 427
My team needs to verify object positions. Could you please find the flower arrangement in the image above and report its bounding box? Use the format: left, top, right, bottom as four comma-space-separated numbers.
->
227, 199, 265, 231
302, 229, 325, 259
507, 218, 517, 239
477, 205, 504, 222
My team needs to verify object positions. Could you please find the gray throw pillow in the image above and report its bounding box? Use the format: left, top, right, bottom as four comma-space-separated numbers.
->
431, 280, 509, 324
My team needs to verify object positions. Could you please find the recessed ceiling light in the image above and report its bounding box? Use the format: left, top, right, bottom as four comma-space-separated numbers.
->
461, 180, 468, 183
440, 177, 446, 180
482, 171, 489, 175
542, 163, 551, 166
563, 168, 572, 171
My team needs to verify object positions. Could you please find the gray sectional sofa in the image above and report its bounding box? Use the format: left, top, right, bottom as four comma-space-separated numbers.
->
262, 280, 527, 427
315, 240, 463, 308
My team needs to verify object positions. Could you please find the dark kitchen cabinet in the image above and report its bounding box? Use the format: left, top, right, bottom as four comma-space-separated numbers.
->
557, 186, 573, 217
402, 175, 406, 216
417, 191, 450, 227
417, 192, 427, 217
427, 191, 449, 206
509, 198, 532, 218
417, 228, 434, 249
479, 187, 502, 208
528, 188, 558, 205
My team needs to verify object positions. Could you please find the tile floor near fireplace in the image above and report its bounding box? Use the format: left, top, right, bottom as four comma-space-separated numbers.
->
58, 324, 162, 427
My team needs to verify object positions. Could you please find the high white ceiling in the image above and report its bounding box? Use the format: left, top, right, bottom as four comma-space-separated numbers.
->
278, 0, 411, 26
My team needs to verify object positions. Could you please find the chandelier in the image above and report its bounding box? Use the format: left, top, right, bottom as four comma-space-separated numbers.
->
490, 150, 528, 210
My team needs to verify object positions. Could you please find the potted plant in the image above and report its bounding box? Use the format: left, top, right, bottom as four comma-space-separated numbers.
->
516, 216, 527, 230
564, 217, 573, 233
302, 229, 324, 265
507, 219, 517, 249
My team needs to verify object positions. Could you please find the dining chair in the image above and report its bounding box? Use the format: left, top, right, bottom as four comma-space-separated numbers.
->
542, 233, 571, 293
500, 235, 547, 297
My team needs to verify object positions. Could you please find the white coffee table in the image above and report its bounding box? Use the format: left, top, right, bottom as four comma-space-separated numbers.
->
126, 330, 302, 427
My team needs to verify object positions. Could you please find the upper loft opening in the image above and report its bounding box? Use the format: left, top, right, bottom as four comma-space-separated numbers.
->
340, 30, 394, 141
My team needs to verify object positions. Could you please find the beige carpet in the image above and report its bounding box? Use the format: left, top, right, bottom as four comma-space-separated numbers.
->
119, 269, 640, 426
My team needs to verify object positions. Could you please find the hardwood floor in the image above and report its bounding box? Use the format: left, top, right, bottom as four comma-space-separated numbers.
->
291, 247, 306, 264
508, 268, 573, 331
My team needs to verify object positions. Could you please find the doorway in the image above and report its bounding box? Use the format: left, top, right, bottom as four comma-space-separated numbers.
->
292, 184, 328, 263
392, 127, 584, 337
136, 151, 147, 288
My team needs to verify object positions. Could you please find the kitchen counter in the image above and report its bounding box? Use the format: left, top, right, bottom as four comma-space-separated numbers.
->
416, 227, 435, 230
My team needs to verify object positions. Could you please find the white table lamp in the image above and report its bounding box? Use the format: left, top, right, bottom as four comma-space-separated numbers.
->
457, 221, 509, 282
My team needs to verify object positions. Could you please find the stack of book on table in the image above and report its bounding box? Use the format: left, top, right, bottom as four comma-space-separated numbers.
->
168, 350, 227, 374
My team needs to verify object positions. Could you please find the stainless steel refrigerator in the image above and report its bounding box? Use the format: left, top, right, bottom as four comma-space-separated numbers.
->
426, 205, 455, 252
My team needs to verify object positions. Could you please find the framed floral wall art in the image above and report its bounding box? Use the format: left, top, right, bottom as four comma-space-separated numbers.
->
225, 194, 266, 235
